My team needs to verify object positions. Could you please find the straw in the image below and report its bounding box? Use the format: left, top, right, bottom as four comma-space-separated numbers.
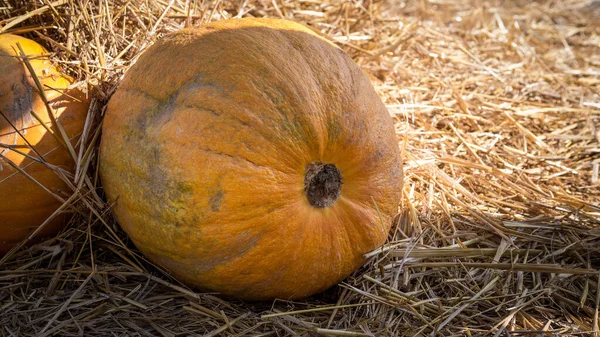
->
0, 0, 599, 335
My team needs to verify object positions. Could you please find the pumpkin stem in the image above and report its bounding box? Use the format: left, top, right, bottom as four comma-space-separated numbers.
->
304, 162, 342, 208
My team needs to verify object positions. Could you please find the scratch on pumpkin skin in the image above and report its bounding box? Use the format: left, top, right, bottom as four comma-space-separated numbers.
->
196, 146, 276, 172
185, 78, 223, 93
183, 104, 252, 128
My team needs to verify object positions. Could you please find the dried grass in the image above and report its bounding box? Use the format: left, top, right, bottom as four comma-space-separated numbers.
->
1, 0, 599, 336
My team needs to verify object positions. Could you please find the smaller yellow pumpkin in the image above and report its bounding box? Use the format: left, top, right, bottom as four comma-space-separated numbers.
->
0, 34, 89, 254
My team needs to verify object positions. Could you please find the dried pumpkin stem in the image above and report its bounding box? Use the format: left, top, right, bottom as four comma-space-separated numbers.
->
304, 162, 343, 208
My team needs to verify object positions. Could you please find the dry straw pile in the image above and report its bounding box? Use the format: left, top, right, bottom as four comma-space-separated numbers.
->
1, 0, 599, 336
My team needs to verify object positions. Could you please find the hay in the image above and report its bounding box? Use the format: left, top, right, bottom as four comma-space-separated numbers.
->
1, 0, 599, 335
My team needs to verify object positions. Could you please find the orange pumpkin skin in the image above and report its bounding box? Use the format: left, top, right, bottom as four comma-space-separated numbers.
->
0, 34, 88, 254
99, 18, 403, 300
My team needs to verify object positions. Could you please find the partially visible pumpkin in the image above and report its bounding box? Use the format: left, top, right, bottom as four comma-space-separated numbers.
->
0, 34, 88, 254
99, 18, 403, 301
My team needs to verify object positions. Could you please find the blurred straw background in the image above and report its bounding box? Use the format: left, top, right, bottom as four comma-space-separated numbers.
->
1, 0, 599, 335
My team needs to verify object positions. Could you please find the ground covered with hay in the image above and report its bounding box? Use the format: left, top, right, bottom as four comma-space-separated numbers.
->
1, 0, 599, 336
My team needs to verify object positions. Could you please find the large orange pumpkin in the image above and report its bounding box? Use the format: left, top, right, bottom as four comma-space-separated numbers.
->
0, 34, 88, 254
99, 18, 403, 300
